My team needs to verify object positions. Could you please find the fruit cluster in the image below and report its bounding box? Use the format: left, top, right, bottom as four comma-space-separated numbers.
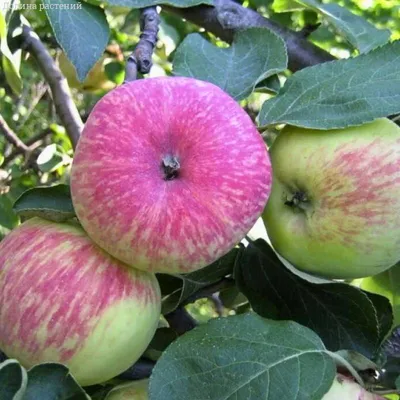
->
0, 77, 272, 386
1, 76, 398, 398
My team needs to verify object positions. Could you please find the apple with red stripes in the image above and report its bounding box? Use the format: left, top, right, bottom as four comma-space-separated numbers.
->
71, 77, 272, 274
0, 217, 161, 386
263, 118, 400, 279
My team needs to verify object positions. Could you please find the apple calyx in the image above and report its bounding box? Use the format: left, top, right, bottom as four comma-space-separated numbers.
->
284, 190, 310, 211
162, 154, 180, 180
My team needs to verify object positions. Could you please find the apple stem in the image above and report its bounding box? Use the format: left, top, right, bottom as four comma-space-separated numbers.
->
162, 155, 180, 180
285, 191, 309, 210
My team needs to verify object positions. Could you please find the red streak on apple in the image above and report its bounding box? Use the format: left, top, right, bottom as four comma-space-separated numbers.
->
311, 138, 400, 247
0, 218, 159, 363
71, 77, 271, 273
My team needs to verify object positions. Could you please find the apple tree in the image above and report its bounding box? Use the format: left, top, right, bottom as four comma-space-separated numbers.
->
1, 0, 400, 399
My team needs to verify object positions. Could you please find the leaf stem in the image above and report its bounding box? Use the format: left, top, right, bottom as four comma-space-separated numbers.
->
326, 350, 365, 386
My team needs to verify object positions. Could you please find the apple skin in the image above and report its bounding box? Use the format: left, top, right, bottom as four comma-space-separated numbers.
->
263, 118, 400, 279
322, 374, 384, 399
71, 77, 272, 274
105, 379, 148, 400
0, 217, 161, 386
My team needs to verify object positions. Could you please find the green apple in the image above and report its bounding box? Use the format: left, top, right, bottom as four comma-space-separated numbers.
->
105, 379, 148, 400
263, 118, 400, 279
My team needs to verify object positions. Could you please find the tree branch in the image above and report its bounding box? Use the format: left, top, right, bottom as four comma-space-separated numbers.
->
164, 0, 335, 72
3, 128, 53, 166
0, 114, 30, 153
125, 7, 160, 82
21, 25, 83, 149
165, 307, 197, 336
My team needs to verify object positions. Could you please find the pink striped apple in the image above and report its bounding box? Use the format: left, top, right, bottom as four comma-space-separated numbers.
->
263, 118, 400, 279
0, 217, 161, 386
71, 77, 271, 274
322, 374, 384, 399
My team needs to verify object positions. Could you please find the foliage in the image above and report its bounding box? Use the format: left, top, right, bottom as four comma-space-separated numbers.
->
1, 0, 400, 399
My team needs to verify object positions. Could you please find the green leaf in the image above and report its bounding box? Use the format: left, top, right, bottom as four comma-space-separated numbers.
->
219, 285, 249, 310
173, 28, 288, 100
259, 41, 400, 129
89, 0, 213, 7
236, 240, 391, 358
297, 0, 390, 53
377, 326, 400, 389
149, 313, 336, 400
365, 291, 395, 344
104, 61, 125, 84
160, 248, 238, 314
36, 144, 67, 173
24, 363, 88, 400
272, 0, 304, 12
0, 194, 19, 231
335, 350, 378, 372
255, 74, 282, 94
13, 184, 76, 222
358, 265, 400, 329
43, 0, 109, 82
0, 9, 22, 95
0, 359, 28, 400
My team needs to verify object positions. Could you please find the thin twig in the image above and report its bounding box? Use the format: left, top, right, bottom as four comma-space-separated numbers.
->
3, 128, 52, 165
0, 114, 30, 153
125, 6, 160, 82
21, 25, 83, 149
164, 0, 335, 72
182, 278, 235, 307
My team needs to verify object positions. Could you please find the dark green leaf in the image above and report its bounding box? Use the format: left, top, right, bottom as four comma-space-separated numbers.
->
145, 327, 179, 360
377, 326, 400, 389
335, 350, 378, 372
173, 28, 287, 100
160, 248, 238, 314
13, 184, 76, 222
150, 313, 335, 400
259, 41, 400, 129
24, 363, 88, 400
364, 291, 394, 345
0, 359, 27, 400
219, 285, 248, 310
255, 74, 281, 94
236, 239, 389, 358
43, 0, 109, 81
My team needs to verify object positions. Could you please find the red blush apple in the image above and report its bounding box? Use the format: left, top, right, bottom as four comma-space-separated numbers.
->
71, 77, 272, 273
0, 218, 161, 386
